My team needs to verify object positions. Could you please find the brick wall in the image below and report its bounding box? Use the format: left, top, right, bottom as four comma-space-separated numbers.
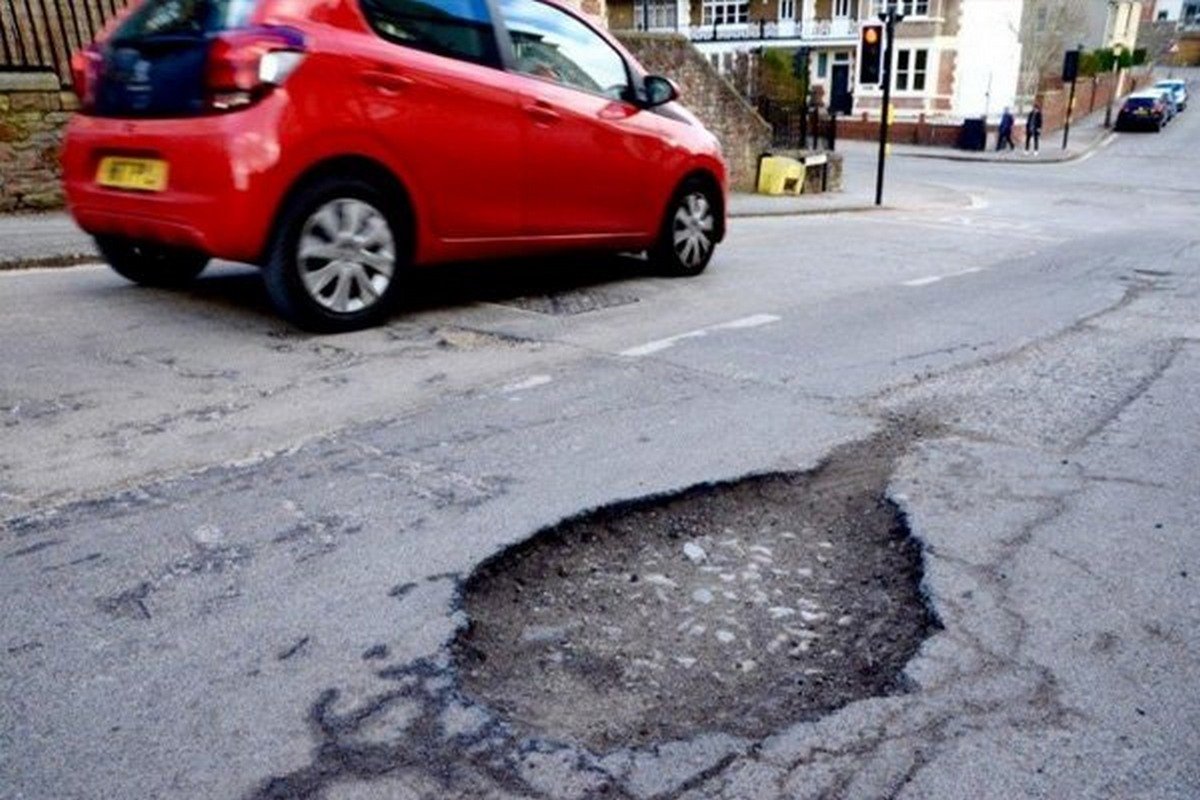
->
0, 72, 74, 212
616, 33, 773, 191
836, 69, 1153, 148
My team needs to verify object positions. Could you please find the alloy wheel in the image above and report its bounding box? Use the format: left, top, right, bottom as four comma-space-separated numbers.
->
672, 192, 715, 270
296, 198, 396, 314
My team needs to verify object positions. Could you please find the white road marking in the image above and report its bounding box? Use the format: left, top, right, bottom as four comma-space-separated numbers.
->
501, 374, 553, 393
968, 194, 989, 210
620, 314, 781, 358
902, 267, 982, 287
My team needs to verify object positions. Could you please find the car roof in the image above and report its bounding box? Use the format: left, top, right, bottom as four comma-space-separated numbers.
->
1128, 90, 1164, 98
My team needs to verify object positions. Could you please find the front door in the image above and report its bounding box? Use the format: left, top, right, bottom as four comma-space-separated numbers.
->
831, 63, 852, 115
499, 0, 660, 237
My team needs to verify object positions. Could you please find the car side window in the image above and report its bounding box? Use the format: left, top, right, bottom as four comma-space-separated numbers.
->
359, 0, 500, 67
498, 0, 630, 100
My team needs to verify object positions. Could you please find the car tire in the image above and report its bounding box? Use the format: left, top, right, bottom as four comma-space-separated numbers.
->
96, 236, 209, 288
264, 176, 409, 332
650, 178, 720, 277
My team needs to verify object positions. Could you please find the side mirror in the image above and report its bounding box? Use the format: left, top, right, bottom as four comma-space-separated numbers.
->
643, 75, 680, 108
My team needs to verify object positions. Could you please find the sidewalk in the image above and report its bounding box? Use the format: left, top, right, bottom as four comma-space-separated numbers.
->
888, 107, 1117, 165
0, 179, 956, 270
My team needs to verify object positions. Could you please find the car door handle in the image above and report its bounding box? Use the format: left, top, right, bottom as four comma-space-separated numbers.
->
363, 70, 414, 93
524, 100, 561, 125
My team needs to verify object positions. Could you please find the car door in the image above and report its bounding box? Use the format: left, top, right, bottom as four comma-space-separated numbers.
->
355, 0, 524, 240
496, 0, 668, 238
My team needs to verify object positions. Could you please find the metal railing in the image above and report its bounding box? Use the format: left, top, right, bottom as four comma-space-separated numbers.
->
0, 0, 126, 87
687, 17, 858, 43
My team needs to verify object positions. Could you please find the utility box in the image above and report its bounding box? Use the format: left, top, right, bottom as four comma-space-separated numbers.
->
958, 117, 987, 151
757, 155, 805, 195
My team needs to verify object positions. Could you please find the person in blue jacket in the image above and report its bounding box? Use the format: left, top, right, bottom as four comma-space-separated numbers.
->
996, 107, 1016, 151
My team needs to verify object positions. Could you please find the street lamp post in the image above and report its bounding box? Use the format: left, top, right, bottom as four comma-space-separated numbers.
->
874, 1, 904, 207
1103, 46, 1123, 128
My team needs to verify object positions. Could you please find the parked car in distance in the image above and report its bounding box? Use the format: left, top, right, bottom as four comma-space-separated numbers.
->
1115, 91, 1169, 132
1154, 79, 1188, 111
62, 0, 728, 332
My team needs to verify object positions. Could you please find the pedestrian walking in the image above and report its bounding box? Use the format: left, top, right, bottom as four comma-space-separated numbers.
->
996, 107, 1015, 151
1024, 102, 1043, 155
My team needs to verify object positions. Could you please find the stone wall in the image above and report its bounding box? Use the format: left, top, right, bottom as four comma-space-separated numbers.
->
0, 72, 74, 212
616, 33, 772, 191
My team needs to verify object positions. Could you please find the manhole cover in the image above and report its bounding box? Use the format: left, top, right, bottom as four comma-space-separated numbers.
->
496, 288, 639, 316
455, 426, 940, 752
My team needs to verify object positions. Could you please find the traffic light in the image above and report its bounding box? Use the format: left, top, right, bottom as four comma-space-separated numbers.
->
1062, 48, 1080, 82
859, 23, 883, 85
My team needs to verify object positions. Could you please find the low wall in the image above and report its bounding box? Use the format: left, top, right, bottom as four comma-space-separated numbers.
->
835, 69, 1153, 148
617, 33, 772, 192
0, 72, 74, 212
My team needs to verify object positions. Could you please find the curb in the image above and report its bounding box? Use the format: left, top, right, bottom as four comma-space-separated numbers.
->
892, 130, 1116, 166
728, 203, 883, 218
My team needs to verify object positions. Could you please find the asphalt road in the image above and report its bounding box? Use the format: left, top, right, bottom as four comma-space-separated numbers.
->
2, 84, 1199, 799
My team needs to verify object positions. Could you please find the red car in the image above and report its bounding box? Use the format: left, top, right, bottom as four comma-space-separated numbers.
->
63, 0, 727, 332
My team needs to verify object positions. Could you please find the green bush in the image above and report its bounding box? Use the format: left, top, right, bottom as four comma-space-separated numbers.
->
760, 48, 806, 102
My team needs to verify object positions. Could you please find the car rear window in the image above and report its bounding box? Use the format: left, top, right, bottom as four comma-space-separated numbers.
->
359, 0, 499, 67
1124, 97, 1154, 108
113, 0, 259, 40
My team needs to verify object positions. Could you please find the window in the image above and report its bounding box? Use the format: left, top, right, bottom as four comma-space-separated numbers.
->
633, 0, 677, 30
780, 0, 795, 21
361, 0, 499, 66
894, 48, 927, 91
816, 51, 828, 78
873, 0, 929, 16
702, 0, 748, 25
500, 0, 630, 99
833, 0, 851, 17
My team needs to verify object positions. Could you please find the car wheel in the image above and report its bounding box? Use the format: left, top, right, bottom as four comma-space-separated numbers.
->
95, 236, 209, 288
264, 176, 408, 332
651, 178, 719, 277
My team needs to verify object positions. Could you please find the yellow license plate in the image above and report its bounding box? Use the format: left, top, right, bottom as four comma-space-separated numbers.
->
96, 157, 169, 192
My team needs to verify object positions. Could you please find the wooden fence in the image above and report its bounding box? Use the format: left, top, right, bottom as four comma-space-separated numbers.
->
0, 0, 126, 87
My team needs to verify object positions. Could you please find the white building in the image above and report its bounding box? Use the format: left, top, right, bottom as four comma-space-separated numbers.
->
610, 0, 1026, 120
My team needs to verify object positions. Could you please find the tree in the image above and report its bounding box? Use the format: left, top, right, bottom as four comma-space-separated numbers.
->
1017, 0, 1089, 103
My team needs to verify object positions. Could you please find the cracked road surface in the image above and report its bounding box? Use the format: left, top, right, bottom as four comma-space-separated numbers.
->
3, 89, 1200, 798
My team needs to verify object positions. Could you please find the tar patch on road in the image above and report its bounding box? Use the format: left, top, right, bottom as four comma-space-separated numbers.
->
456, 423, 941, 752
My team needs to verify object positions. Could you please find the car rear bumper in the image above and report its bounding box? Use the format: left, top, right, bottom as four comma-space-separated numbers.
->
61, 99, 288, 263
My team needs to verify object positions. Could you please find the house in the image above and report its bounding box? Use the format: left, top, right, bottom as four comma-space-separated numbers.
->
606, 0, 1027, 120
607, 0, 1146, 120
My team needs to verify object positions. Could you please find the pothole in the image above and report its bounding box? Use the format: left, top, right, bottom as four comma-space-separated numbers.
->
495, 288, 640, 316
455, 422, 941, 752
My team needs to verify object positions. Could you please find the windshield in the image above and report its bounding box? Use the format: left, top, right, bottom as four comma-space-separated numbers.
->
113, 0, 258, 40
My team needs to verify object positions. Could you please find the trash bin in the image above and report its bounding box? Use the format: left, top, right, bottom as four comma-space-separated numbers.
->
757, 155, 805, 195
958, 117, 987, 151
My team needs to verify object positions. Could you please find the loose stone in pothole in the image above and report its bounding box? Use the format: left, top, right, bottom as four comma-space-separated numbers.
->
455, 428, 939, 752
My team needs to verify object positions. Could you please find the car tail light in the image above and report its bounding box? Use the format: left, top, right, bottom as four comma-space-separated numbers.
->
205, 26, 306, 112
70, 46, 103, 112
